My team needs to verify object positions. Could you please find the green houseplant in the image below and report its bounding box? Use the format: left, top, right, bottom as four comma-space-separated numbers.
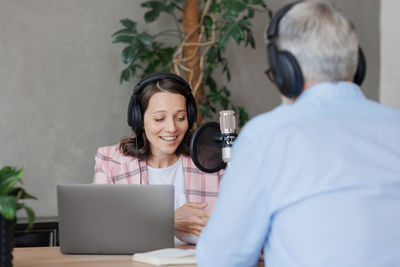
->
112, 0, 271, 127
0, 166, 37, 267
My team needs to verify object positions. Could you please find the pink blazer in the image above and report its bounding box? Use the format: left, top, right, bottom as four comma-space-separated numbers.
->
93, 144, 223, 211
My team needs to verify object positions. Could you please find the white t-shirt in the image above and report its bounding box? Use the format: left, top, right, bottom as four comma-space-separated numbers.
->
147, 155, 187, 209
147, 156, 198, 244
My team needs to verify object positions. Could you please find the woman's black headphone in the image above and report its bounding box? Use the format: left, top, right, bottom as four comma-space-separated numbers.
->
266, 1, 367, 98
127, 72, 197, 136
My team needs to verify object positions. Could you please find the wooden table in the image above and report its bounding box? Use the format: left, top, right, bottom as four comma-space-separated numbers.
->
13, 246, 196, 267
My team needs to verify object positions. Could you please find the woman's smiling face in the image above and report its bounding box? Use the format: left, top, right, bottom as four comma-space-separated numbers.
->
143, 91, 188, 160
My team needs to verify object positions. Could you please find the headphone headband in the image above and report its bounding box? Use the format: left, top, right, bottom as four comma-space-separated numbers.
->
133, 72, 192, 97
267, 1, 301, 40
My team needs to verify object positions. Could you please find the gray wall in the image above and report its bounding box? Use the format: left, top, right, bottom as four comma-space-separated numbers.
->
0, 0, 380, 217
380, 0, 400, 109
1, 0, 139, 216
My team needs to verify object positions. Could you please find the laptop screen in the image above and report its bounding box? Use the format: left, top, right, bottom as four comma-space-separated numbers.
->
57, 184, 174, 254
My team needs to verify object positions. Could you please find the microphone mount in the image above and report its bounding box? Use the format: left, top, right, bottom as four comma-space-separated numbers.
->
214, 133, 238, 147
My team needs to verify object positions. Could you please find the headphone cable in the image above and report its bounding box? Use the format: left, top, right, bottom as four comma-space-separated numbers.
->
135, 137, 142, 185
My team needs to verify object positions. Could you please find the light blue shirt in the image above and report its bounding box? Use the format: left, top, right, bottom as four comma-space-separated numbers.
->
196, 82, 400, 267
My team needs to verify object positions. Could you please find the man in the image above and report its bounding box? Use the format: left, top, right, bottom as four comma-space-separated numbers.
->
196, 1, 400, 266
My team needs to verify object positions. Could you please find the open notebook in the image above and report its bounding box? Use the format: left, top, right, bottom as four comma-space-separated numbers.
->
132, 248, 196, 266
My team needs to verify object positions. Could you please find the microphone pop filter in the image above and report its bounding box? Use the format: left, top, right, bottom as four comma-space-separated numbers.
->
190, 122, 226, 173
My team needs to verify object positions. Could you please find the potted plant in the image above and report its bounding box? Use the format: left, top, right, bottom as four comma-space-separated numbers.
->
0, 166, 37, 267
112, 0, 272, 127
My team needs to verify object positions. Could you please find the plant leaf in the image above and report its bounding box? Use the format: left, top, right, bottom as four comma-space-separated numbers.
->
112, 28, 135, 37
251, 0, 267, 8
237, 106, 249, 127
137, 33, 153, 47
0, 167, 23, 196
198, 105, 209, 118
0, 166, 23, 183
165, 4, 174, 14
203, 15, 213, 39
122, 46, 135, 64
219, 22, 241, 48
141, 0, 164, 10
245, 29, 255, 48
0, 196, 17, 220
206, 77, 217, 91
144, 10, 160, 23
209, 1, 221, 13
228, 0, 248, 16
246, 7, 255, 19
120, 68, 131, 84
238, 19, 251, 28
130, 63, 142, 76
112, 35, 134, 44
21, 204, 35, 232
9, 187, 37, 200
219, 22, 244, 45
119, 19, 137, 32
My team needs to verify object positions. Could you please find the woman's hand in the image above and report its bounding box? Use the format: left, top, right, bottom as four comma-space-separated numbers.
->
175, 202, 210, 236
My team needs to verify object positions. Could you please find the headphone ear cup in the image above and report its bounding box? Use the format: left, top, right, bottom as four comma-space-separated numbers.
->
267, 42, 284, 88
127, 95, 134, 127
354, 47, 366, 86
276, 51, 304, 98
186, 93, 197, 131
127, 94, 143, 136
267, 42, 304, 98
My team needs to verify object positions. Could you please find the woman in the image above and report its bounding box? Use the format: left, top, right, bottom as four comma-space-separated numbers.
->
93, 72, 222, 244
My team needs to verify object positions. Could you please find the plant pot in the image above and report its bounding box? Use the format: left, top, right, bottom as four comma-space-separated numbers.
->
0, 215, 15, 267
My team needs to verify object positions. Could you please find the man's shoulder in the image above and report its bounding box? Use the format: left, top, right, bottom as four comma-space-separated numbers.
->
240, 104, 293, 138
363, 98, 400, 118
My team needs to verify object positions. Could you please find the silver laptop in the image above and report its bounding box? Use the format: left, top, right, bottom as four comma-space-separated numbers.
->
57, 184, 174, 254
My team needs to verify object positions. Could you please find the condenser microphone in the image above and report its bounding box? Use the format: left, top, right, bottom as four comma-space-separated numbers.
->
219, 110, 238, 166
189, 110, 237, 173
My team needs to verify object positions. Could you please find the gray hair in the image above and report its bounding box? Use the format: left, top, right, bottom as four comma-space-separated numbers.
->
278, 0, 359, 83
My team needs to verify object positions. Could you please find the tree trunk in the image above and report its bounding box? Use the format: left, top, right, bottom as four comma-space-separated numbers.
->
183, 0, 203, 124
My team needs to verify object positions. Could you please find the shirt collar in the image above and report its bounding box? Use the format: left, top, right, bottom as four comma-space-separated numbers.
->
297, 81, 365, 102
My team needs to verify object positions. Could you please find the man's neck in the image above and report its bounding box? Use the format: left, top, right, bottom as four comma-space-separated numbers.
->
282, 80, 351, 104
291, 81, 319, 102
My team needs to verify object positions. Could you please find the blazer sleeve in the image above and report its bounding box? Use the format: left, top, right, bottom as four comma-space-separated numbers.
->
218, 169, 224, 179
93, 147, 112, 184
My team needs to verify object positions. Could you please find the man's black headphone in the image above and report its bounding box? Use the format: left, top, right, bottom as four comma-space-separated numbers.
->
266, 1, 367, 98
127, 72, 197, 137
